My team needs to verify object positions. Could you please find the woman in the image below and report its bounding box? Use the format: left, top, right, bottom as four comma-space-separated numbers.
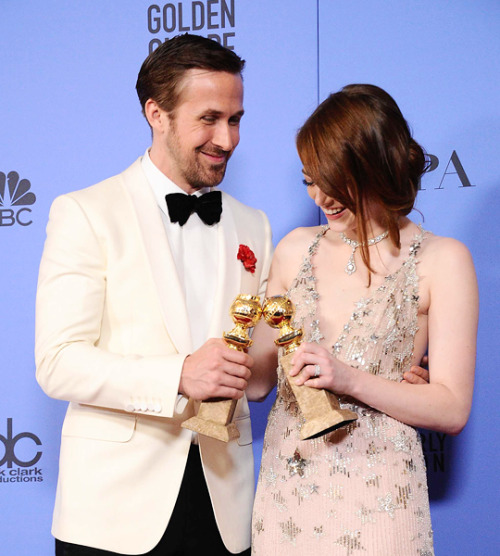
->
248, 84, 478, 555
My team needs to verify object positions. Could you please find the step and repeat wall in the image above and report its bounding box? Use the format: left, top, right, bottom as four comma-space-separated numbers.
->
1, 1, 498, 554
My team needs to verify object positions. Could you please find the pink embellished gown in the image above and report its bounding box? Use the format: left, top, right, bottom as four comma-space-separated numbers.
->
252, 227, 434, 555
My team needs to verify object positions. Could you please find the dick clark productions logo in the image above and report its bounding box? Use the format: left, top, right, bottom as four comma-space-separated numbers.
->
0, 171, 36, 226
0, 418, 43, 483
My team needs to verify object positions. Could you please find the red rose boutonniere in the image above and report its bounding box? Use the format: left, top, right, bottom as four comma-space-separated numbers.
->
237, 244, 257, 274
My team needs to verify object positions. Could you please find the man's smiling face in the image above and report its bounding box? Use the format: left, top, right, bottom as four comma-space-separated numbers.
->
151, 68, 244, 193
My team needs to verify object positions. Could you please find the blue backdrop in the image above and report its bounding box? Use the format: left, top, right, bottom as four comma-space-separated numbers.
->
1, 1, 498, 554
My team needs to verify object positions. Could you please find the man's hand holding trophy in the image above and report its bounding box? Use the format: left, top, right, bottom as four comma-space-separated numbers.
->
182, 294, 357, 442
181, 294, 262, 442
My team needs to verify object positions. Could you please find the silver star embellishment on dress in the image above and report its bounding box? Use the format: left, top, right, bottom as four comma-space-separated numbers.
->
377, 492, 399, 518
390, 430, 412, 453
286, 449, 308, 477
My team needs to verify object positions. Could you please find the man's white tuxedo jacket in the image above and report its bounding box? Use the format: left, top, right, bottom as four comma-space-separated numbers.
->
35, 159, 273, 554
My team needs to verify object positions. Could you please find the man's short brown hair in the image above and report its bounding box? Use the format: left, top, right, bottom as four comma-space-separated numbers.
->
136, 33, 245, 117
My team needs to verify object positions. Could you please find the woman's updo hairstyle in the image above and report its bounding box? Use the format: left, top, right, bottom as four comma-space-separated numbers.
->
296, 84, 426, 274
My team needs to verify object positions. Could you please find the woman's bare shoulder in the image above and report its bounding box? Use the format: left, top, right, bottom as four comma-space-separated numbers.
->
276, 225, 324, 254
421, 232, 474, 266
418, 232, 476, 294
278, 226, 323, 246
267, 226, 324, 293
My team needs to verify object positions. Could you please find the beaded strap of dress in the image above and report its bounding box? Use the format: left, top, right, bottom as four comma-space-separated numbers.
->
285, 225, 329, 345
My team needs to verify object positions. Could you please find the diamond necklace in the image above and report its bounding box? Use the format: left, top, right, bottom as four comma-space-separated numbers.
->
340, 230, 389, 275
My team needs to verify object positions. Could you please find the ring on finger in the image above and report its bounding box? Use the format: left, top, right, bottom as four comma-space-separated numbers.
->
313, 364, 321, 378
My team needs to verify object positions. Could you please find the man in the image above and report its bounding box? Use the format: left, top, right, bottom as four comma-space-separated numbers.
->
36, 34, 273, 555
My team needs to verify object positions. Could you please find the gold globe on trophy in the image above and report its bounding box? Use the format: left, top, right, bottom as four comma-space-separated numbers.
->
262, 295, 357, 440
181, 294, 262, 442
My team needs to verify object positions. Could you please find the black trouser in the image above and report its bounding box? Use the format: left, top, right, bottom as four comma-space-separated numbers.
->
56, 445, 250, 556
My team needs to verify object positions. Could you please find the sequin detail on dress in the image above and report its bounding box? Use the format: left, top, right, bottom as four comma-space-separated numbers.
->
252, 226, 434, 555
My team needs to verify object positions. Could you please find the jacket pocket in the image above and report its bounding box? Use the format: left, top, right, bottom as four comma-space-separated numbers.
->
62, 403, 137, 443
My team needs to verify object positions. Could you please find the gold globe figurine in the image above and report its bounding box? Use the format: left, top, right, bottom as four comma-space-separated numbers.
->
263, 295, 357, 440
261, 296, 303, 354
181, 294, 262, 442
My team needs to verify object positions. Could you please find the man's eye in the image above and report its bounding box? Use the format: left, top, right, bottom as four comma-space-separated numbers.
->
229, 118, 241, 126
202, 116, 216, 123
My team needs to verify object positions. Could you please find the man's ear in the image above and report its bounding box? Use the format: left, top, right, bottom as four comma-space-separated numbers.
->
144, 99, 168, 132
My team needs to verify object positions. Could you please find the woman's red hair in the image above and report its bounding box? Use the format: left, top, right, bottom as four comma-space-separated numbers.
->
296, 84, 426, 279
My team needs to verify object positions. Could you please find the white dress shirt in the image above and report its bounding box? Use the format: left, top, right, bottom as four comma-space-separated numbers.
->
141, 149, 218, 351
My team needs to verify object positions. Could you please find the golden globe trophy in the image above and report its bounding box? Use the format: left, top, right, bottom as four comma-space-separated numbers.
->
262, 295, 357, 440
181, 294, 262, 442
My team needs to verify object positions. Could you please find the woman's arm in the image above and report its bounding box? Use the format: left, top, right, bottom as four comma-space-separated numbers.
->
291, 237, 478, 434
246, 227, 314, 402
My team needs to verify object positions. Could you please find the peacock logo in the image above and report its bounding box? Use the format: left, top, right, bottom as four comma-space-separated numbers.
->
0, 171, 36, 226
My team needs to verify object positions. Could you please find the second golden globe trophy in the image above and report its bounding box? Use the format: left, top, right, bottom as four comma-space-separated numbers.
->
263, 295, 357, 440
181, 294, 262, 442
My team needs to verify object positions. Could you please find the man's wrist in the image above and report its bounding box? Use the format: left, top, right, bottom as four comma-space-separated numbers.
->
178, 354, 191, 395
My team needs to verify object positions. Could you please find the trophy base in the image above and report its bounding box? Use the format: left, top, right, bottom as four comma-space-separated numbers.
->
181, 417, 240, 442
279, 350, 358, 440
299, 408, 358, 440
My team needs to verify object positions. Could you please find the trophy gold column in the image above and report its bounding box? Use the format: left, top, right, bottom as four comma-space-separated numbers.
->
263, 295, 357, 440
181, 294, 262, 442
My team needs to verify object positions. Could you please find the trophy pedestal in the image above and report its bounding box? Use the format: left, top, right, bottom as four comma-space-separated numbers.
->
182, 399, 239, 442
281, 351, 358, 440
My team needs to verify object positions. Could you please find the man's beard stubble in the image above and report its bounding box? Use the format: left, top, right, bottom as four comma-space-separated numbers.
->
166, 120, 231, 190
187, 146, 230, 190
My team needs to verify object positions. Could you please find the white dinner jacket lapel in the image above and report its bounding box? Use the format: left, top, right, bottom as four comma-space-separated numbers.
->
121, 160, 193, 355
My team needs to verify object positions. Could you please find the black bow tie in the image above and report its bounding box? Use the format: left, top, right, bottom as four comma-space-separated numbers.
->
165, 191, 222, 226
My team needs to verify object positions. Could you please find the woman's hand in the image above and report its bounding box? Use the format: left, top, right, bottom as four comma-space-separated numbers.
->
289, 343, 353, 395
